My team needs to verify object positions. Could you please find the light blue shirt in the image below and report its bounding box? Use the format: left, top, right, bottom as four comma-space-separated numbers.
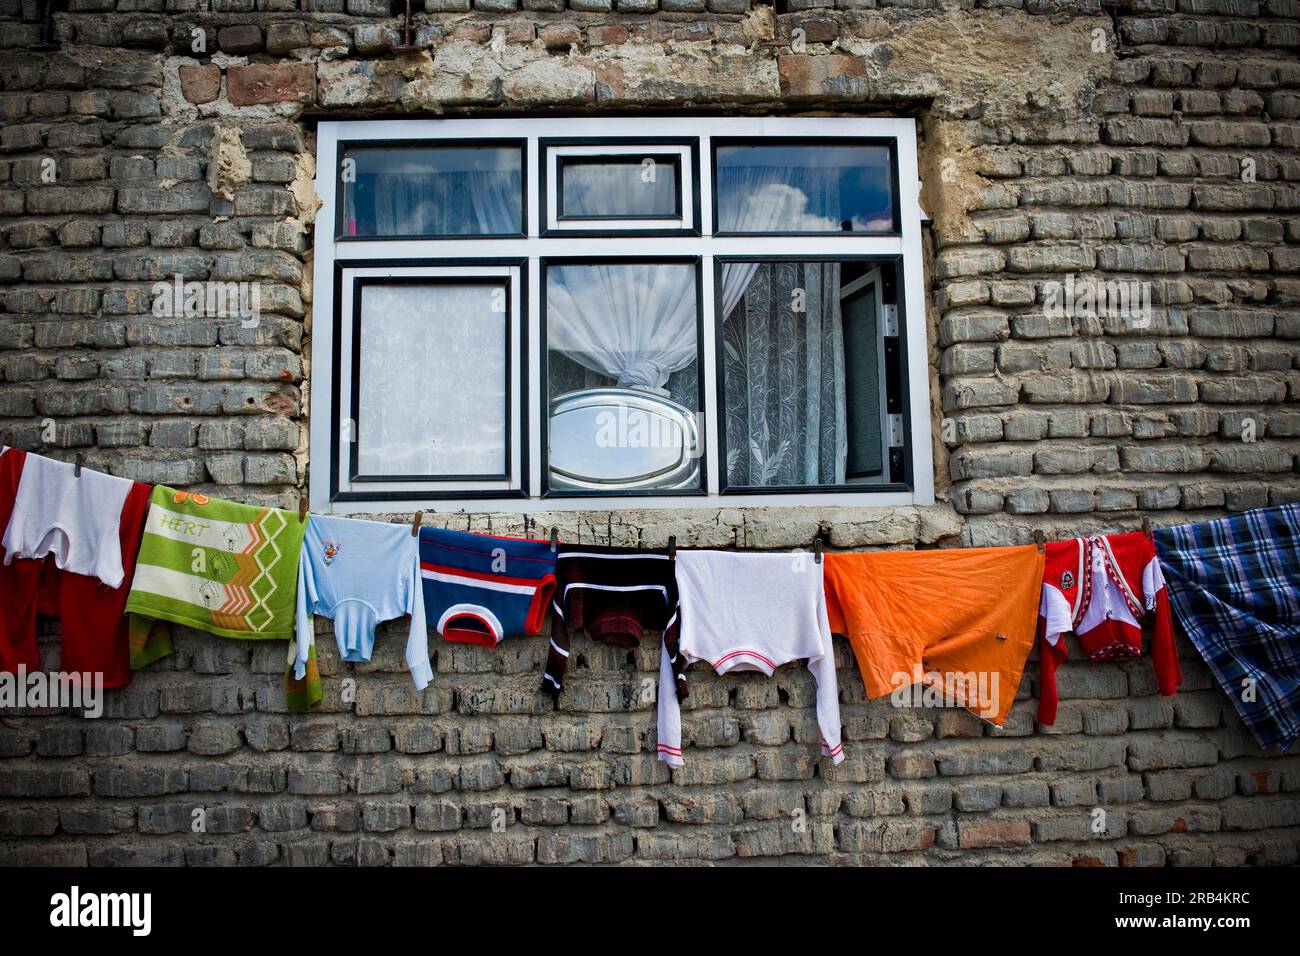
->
295, 514, 431, 689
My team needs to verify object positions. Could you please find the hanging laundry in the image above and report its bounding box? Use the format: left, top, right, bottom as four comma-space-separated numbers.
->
2, 450, 135, 588
418, 527, 556, 646
123, 486, 317, 711
0, 448, 151, 688
0, 446, 39, 676
823, 545, 1043, 726
1154, 503, 1300, 752
658, 551, 843, 768
296, 514, 431, 690
541, 543, 686, 699
1037, 531, 1179, 725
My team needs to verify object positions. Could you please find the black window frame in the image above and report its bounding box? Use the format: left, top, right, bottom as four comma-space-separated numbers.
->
334, 138, 529, 242
538, 137, 701, 239
539, 255, 709, 499
712, 253, 913, 496
329, 257, 529, 504
710, 137, 903, 239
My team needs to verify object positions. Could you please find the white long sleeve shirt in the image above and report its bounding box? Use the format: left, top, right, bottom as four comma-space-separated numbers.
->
1, 451, 133, 588
658, 550, 844, 767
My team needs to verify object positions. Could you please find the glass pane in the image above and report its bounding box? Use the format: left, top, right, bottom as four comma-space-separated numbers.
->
715, 143, 894, 234
559, 156, 679, 219
341, 144, 522, 237
719, 259, 887, 488
545, 262, 701, 492
357, 282, 507, 477
841, 284, 883, 479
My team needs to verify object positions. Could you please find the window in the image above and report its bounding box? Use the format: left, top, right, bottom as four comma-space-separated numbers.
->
541, 139, 698, 235
718, 259, 901, 490
714, 141, 897, 235
559, 157, 680, 219
545, 260, 703, 493
330, 262, 524, 500
354, 280, 509, 480
311, 118, 932, 512
338, 142, 524, 238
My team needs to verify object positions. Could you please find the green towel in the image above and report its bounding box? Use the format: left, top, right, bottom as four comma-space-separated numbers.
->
124, 486, 318, 712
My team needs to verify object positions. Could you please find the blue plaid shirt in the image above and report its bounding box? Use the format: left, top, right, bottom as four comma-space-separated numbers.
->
1154, 502, 1300, 751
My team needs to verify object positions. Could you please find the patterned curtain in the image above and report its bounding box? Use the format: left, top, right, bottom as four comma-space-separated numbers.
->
723, 262, 847, 487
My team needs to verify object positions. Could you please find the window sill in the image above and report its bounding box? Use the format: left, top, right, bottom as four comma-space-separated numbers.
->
315, 501, 960, 552
319, 488, 932, 515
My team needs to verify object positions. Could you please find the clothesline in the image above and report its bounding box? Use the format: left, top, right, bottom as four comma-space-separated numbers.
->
2, 443, 1297, 756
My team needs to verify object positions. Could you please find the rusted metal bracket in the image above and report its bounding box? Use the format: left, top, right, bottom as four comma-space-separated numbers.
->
392, 0, 420, 55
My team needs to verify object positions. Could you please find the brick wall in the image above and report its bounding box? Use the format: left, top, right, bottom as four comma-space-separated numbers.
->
1, 0, 1298, 865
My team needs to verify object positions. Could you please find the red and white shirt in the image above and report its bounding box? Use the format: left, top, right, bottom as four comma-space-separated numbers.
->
1037, 531, 1180, 724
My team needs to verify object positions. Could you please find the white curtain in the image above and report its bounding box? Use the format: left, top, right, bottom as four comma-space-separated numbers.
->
722, 262, 848, 487
358, 284, 506, 476
546, 263, 697, 393
563, 164, 676, 217
717, 164, 845, 317
365, 169, 519, 236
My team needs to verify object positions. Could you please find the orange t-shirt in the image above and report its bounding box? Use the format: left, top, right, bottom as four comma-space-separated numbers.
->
823, 545, 1044, 725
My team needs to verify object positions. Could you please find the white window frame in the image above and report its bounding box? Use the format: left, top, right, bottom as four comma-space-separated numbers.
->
543, 141, 696, 234
311, 116, 934, 515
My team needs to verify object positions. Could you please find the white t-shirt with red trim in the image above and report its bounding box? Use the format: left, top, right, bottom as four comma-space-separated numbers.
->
657, 550, 844, 768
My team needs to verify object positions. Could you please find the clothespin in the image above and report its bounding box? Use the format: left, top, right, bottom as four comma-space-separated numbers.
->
667, 535, 677, 560
1033, 530, 1046, 553
298, 494, 308, 523
814, 536, 823, 565
1, 430, 13, 448
1140, 516, 1152, 540
549, 527, 559, 552
411, 511, 423, 537
73, 453, 83, 477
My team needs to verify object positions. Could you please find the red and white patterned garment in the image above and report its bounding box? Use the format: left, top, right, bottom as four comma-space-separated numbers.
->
1037, 531, 1180, 724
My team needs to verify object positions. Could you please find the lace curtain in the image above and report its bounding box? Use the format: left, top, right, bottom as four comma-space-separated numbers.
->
357, 283, 507, 476
722, 261, 848, 487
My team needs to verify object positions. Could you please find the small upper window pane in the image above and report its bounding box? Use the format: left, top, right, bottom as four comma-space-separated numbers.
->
340, 144, 523, 238
559, 156, 680, 220
715, 143, 894, 235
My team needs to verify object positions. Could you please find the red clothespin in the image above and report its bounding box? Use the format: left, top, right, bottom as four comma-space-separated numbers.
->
667, 535, 677, 560
411, 511, 423, 537
1033, 530, 1046, 553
